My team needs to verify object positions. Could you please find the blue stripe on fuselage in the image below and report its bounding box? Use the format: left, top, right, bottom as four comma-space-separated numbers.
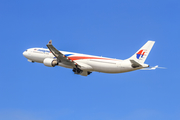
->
65, 54, 73, 57
37, 49, 50, 53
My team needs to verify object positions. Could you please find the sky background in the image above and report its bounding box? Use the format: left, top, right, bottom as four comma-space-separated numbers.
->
0, 0, 180, 120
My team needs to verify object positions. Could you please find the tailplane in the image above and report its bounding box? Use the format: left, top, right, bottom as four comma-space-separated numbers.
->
128, 41, 155, 64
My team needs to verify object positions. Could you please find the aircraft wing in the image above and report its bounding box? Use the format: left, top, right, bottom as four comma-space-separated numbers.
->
46, 40, 80, 68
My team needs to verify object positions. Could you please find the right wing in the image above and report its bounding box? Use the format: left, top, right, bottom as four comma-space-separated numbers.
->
46, 40, 80, 68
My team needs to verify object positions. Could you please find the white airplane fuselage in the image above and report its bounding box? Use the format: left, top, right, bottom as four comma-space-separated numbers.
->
23, 48, 140, 73
23, 41, 155, 76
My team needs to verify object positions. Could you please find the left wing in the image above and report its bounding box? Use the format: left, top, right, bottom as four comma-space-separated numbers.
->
46, 40, 80, 68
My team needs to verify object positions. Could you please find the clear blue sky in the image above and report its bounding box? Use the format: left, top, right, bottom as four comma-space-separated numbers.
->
0, 0, 180, 120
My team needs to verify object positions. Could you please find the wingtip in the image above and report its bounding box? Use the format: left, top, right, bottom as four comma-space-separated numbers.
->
48, 40, 52, 44
148, 40, 155, 43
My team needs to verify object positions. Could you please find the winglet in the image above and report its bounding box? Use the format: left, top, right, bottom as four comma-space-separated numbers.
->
48, 40, 52, 45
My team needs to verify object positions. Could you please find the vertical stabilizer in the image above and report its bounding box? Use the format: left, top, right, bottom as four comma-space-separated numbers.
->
128, 41, 155, 63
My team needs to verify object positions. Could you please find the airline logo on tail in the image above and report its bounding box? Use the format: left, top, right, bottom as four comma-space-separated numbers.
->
136, 50, 147, 59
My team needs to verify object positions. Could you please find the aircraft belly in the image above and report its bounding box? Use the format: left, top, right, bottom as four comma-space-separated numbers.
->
58, 63, 73, 68
87, 61, 119, 73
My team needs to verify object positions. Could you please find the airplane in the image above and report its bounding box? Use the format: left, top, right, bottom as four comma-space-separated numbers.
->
23, 40, 159, 76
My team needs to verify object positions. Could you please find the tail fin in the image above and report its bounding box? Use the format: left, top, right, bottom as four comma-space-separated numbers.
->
128, 41, 155, 63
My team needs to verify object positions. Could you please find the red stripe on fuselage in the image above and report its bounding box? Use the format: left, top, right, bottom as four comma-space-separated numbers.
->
68, 56, 118, 61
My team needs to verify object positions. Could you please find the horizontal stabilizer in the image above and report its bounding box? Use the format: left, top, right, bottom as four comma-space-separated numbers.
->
141, 65, 166, 70
130, 60, 142, 68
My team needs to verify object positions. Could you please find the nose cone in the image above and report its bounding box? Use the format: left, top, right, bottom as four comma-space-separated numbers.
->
23, 51, 28, 57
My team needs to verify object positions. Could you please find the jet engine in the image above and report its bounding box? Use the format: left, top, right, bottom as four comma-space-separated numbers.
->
43, 58, 58, 67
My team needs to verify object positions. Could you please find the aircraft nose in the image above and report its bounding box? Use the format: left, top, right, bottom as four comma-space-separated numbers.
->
23, 51, 27, 57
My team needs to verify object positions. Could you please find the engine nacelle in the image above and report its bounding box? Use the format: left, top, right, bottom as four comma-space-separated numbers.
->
43, 58, 58, 67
